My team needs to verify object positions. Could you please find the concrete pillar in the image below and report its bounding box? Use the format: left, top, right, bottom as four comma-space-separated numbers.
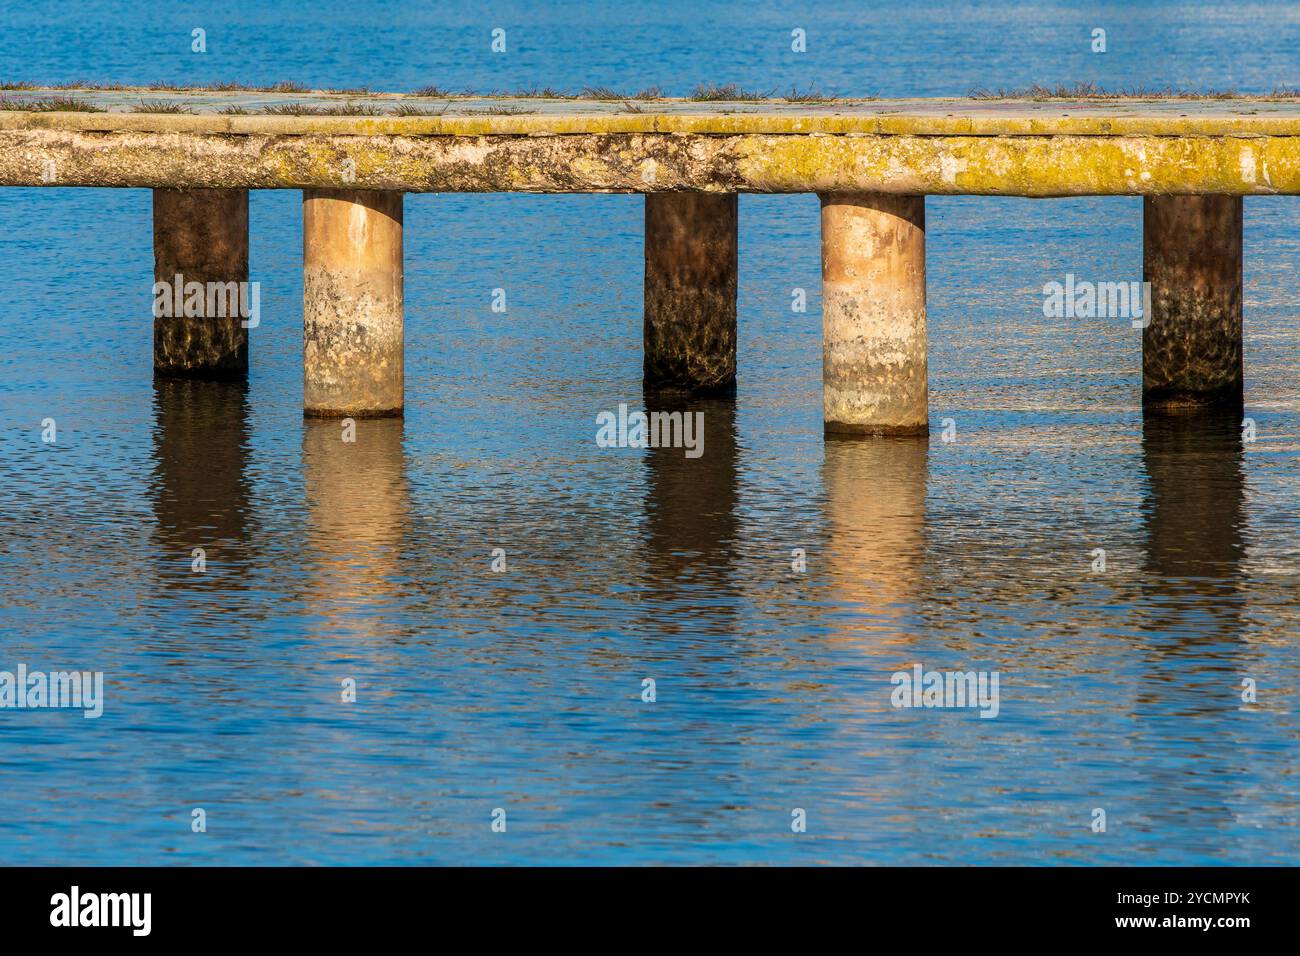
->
820, 194, 928, 437
153, 188, 249, 378
1142, 195, 1243, 410
643, 193, 737, 394
303, 189, 404, 417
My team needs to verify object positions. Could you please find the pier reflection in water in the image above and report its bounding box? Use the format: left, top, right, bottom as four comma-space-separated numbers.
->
1140, 408, 1248, 650
149, 379, 252, 590
302, 417, 410, 640
1141, 410, 1246, 593
640, 397, 740, 636
3, 183, 1299, 866
820, 437, 928, 649
1131, 410, 1254, 846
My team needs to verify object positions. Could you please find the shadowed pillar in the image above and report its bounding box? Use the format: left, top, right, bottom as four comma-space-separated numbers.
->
153, 188, 249, 378
643, 193, 737, 394
820, 193, 928, 437
303, 189, 404, 417
1142, 195, 1243, 410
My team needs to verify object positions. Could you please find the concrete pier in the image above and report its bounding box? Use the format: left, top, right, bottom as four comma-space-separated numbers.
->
4, 90, 1297, 436
153, 188, 248, 378
820, 194, 928, 437
643, 193, 738, 394
1142, 195, 1243, 410
10, 93, 1300, 195
302, 189, 404, 418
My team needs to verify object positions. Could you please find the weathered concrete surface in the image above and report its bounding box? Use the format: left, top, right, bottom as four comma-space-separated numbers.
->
1143, 195, 1243, 409
153, 188, 248, 378
4, 98, 1300, 194
303, 189, 404, 417
644, 193, 737, 393
821, 193, 927, 437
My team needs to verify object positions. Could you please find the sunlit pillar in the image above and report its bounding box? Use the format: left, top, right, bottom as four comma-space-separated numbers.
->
303, 189, 404, 417
820, 193, 928, 437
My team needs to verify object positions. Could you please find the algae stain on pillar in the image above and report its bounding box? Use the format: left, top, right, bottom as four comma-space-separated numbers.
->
302, 189, 405, 418
820, 193, 928, 437
643, 193, 738, 395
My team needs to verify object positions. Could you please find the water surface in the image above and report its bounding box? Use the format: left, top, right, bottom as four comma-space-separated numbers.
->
0, 2, 1298, 864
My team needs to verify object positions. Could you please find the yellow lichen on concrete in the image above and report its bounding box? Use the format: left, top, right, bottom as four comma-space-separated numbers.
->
737, 134, 1300, 195
3, 122, 1300, 195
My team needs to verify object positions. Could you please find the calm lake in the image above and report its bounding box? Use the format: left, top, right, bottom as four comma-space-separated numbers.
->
1, 1, 1298, 864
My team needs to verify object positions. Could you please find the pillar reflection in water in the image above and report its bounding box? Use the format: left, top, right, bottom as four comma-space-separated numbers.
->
821, 437, 929, 648
1131, 409, 1249, 834
640, 397, 739, 636
303, 416, 409, 638
1139, 408, 1247, 660
150, 378, 252, 587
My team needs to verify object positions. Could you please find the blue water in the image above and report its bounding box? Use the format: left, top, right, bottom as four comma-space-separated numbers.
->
1, 2, 1299, 864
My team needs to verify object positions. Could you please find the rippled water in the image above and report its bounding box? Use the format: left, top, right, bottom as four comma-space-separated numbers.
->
1, 2, 1299, 864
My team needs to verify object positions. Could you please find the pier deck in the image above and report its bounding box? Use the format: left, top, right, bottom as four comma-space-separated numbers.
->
0, 89, 1290, 431
3, 90, 1300, 194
